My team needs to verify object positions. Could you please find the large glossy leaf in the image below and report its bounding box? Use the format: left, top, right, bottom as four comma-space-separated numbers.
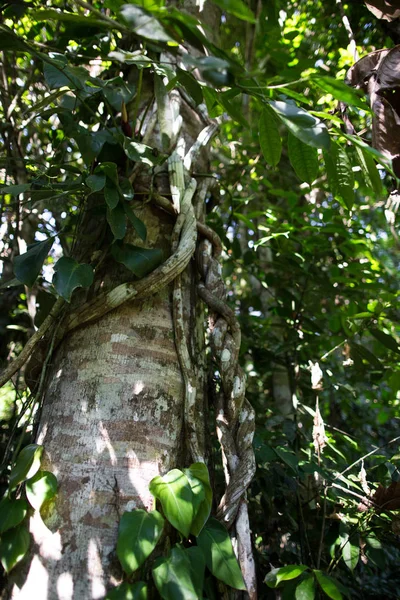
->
26, 471, 58, 511
314, 571, 342, 600
9, 444, 43, 491
0, 524, 30, 573
116, 509, 164, 576
105, 582, 148, 600
86, 173, 106, 192
184, 463, 212, 536
14, 238, 54, 287
210, 0, 256, 22
149, 469, 194, 538
0, 498, 28, 533
196, 517, 246, 590
111, 242, 163, 278
152, 546, 200, 600
295, 574, 316, 600
186, 546, 206, 597
288, 132, 319, 184
269, 100, 330, 150
324, 143, 354, 210
53, 257, 94, 302
259, 105, 282, 167
120, 5, 173, 42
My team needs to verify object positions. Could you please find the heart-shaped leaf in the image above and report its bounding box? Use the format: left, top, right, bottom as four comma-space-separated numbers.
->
149, 469, 194, 538
105, 582, 148, 600
116, 510, 164, 576
0, 498, 28, 533
9, 444, 43, 491
26, 470, 58, 511
0, 523, 30, 573
111, 242, 163, 278
184, 463, 212, 536
53, 257, 94, 302
196, 517, 246, 590
14, 238, 54, 287
152, 546, 200, 600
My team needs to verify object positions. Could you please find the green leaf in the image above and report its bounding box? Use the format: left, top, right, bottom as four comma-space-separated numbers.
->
274, 447, 298, 474
350, 342, 383, 371
0, 184, 30, 195
123, 203, 147, 241
259, 105, 282, 167
0, 524, 30, 573
370, 328, 400, 354
342, 535, 359, 572
269, 101, 330, 150
295, 574, 316, 600
107, 203, 127, 239
184, 463, 212, 536
86, 173, 106, 192
120, 5, 173, 42
9, 444, 43, 491
324, 142, 354, 210
314, 571, 342, 600
96, 162, 119, 185
116, 509, 164, 576
14, 238, 54, 287
152, 546, 200, 600
53, 257, 94, 302
210, 0, 256, 22
105, 582, 148, 600
111, 242, 163, 277
105, 180, 120, 209
265, 564, 308, 587
123, 139, 164, 166
149, 469, 194, 538
288, 132, 319, 184
196, 517, 246, 590
354, 146, 383, 196
25, 471, 58, 511
186, 546, 206, 597
313, 76, 367, 110
0, 498, 28, 533
176, 68, 203, 105
118, 178, 135, 201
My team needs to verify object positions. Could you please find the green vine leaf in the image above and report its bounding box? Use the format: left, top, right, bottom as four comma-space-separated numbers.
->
324, 142, 354, 210
14, 238, 54, 287
111, 242, 163, 277
107, 203, 127, 239
0, 524, 30, 573
105, 582, 148, 600
86, 173, 106, 192
53, 257, 94, 302
152, 546, 201, 600
149, 469, 194, 538
0, 498, 28, 534
9, 444, 43, 491
265, 564, 309, 588
196, 517, 246, 590
104, 180, 120, 209
116, 510, 164, 576
184, 463, 212, 536
26, 471, 58, 511
123, 203, 147, 241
